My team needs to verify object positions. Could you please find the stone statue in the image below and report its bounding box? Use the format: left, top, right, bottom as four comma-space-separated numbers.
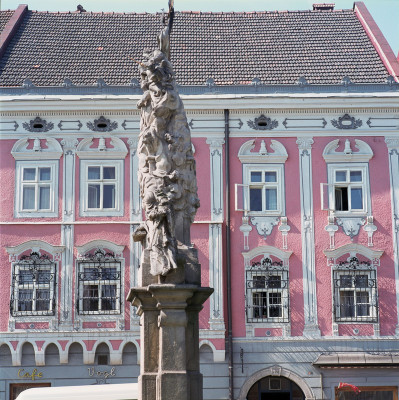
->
133, 1, 200, 277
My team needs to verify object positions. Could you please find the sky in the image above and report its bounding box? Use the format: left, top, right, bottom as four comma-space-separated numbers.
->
2, 0, 398, 55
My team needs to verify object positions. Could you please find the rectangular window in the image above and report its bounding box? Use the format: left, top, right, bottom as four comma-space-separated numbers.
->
333, 266, 377, 323
77, 250, 121, 315
15, 161, 58, 217
11, 253, 56, 317
238, 165, 284, 215
246, 259, 289, 323
80, 161, 123, 216
325, 164, 369, 214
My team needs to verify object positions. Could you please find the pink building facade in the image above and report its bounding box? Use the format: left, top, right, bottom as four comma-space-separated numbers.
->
1, 2, 399, 400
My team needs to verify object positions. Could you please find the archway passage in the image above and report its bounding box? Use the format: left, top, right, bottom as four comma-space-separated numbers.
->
247, 376, 305, 400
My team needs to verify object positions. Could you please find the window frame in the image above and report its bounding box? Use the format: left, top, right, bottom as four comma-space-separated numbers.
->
245, 257, 289, 324
332, 259, 378, 323
15, 160, 58, 218
10, 253, 57, 317
242, 164, 285, 216
327, 163, 370, 216
80, 160, 124, 217
77, 250, 122, 316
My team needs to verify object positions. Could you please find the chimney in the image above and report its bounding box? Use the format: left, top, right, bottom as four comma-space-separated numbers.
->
313, 3, 335, 11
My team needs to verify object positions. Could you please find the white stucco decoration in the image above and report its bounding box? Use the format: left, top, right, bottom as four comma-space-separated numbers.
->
242, 245, 292, 268
76, 137, 128, 159
323, 138, 373, 162
76, 240, 125, 259
238, 139, 288, 163
11, 137, 63, 160
324, 243, 383, 263
5, 240, 65, 262
237, 365, 315, 400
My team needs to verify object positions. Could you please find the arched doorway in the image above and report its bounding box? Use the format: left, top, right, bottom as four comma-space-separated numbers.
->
247, 376, 305, 400
238, 366, 313, 400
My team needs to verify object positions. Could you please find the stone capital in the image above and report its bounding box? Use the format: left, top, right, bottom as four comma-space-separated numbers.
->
385, 137, 399, 150
296, 137, 314, 150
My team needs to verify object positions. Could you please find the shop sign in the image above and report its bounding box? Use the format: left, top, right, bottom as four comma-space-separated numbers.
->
88, 367, 116, 382
18, 368, 43, 381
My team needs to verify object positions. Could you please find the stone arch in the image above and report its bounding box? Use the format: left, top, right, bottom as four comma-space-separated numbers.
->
44, 343, 60, 365
0, 343, 12, 366
21, 342, 36, 366
94, 342, 110, 365
199, 342, 213, 363
237, 365, 315, 400
76, 239, 125, 259
68, 342, 84, 365
5, 240, 65, 261
122, 341, 138, 365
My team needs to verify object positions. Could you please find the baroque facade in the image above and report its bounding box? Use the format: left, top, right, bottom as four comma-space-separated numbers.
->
0, 2, 399, 400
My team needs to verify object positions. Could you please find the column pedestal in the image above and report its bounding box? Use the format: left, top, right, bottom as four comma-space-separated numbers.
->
127, 248, 213, 400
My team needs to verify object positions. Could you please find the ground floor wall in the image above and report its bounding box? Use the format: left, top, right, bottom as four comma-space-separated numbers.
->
1, 336, 398, 400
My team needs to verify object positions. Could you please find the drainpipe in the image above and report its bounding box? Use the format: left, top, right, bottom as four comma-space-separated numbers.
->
224, 109, 234, 400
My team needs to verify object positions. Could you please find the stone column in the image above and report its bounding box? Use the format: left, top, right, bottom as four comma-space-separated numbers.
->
127, 279, 213, 400
130, 288, 159, 400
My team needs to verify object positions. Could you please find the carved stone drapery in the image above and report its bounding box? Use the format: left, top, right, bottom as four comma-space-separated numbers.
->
133, 9, 199, 277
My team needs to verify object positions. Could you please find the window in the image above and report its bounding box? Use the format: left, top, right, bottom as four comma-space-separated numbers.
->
246, 257, 289, 323
333, 168, 365, 212
15, 161, 58, 217
77, 249, 121, 315
333, 257, 378, 322
10, 253, 56, 317
238, 164, 284, 215
80, 160, 123, 216
336, 386, 397, 400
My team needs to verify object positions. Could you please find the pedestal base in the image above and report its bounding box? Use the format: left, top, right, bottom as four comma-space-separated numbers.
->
127, 284, 213, 400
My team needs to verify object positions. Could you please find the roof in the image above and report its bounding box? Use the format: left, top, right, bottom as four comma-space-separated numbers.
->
314, 353, 399, 367
0, 5, 394, 87
0, 10, 13, 32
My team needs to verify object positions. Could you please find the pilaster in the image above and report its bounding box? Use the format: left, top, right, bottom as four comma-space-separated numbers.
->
296, 137, 321, 337
206, 137, 224, 221
60, 138, 78, 330
385, 137, 399, 335
206, 138, 225, 332
128, 137, 141, 332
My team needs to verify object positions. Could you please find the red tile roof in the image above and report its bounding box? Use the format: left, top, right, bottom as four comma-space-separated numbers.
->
0, 6, 393, 87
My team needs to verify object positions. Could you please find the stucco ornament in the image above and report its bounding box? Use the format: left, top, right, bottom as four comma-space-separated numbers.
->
133, 5, 200, 276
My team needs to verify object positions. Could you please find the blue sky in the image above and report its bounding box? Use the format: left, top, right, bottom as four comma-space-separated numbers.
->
2, 0, 398, 55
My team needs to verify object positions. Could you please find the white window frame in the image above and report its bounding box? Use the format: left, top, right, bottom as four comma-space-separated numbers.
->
333, 268, 378, 323
326, 163, 370, 216
239, 164, 285, 216
77, 258, 122, 316
80, 160, 124, 217
246, 268, 289, 323
15, 160, 58, 218
11, 261, 56, 317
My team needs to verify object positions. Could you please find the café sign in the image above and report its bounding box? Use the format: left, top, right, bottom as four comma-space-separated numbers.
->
18, 368, 43, 381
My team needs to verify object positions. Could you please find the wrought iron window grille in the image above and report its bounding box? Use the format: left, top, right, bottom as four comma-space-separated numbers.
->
333, 257, 378, 323
77, 249, 122, 315
245, 257, 289, 323
10, 252, 56, 317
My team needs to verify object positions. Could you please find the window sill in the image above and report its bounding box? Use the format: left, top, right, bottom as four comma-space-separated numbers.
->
14, 211, 58, 218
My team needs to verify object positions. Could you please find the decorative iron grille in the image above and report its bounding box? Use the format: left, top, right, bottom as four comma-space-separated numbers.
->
77, 249, 121, 315
10, 252, 56, 316
245, 257, 289, 323
333, 257, 378, 323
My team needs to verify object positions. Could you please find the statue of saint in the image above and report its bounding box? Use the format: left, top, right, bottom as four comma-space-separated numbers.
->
133, 1, 200, 277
